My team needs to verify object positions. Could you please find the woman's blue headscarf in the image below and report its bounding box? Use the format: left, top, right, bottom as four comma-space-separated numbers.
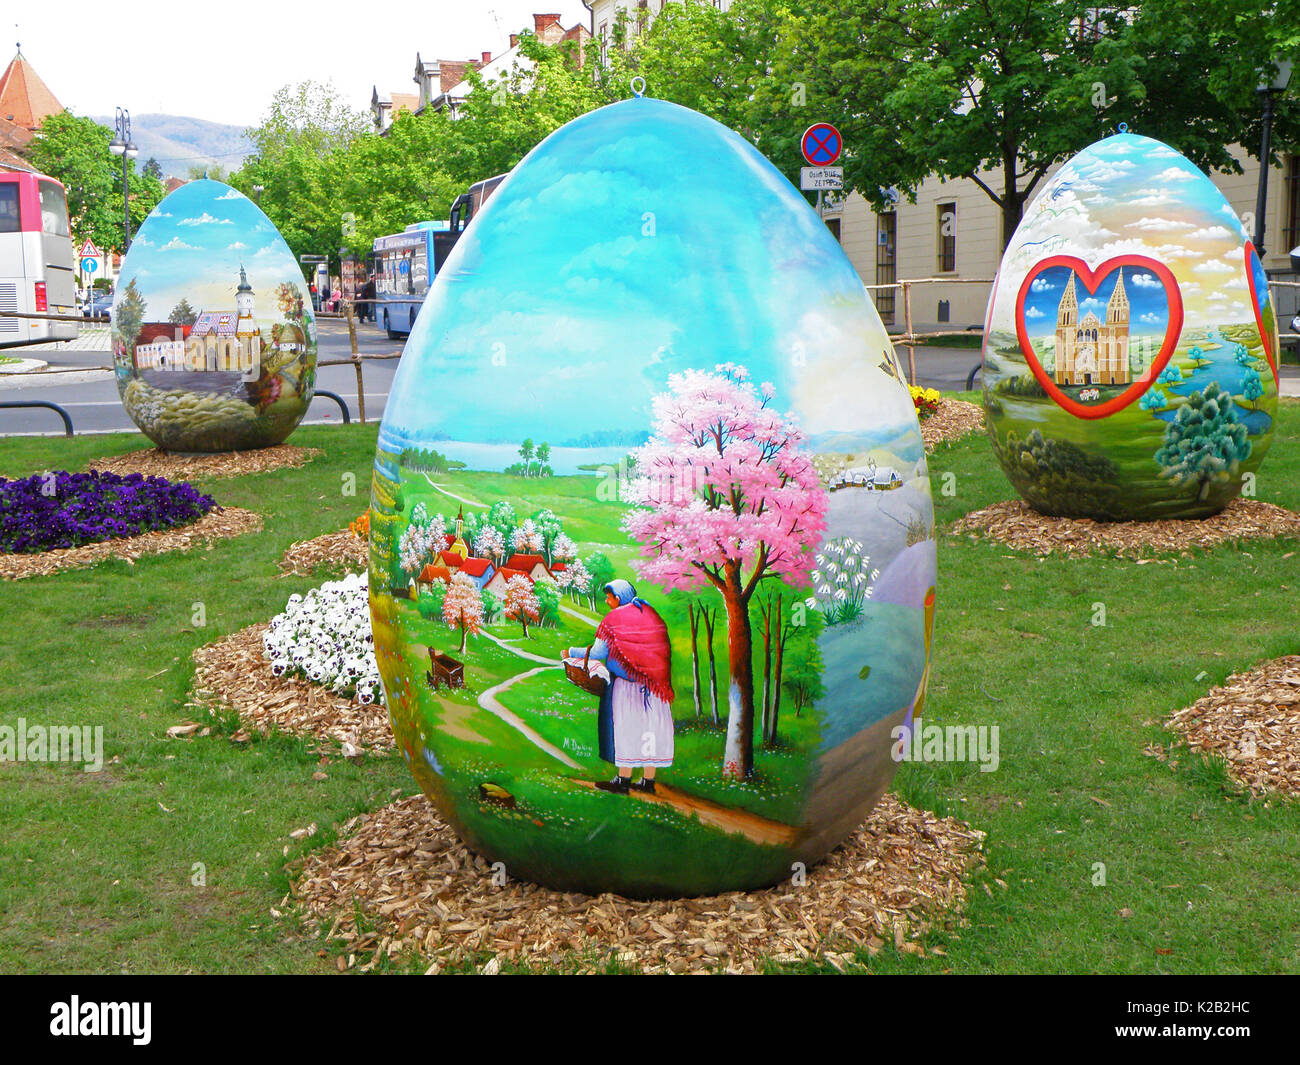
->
604, 579, 648, 609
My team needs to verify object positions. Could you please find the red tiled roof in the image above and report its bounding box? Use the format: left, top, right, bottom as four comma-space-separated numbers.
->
460, 557, 493, 578
438, 550, 463, 568
0, 52, 64, 132
493, 567, 531, 586
550, 562, 567, 572
418, 564, 452, 583
505, 553, 546, 572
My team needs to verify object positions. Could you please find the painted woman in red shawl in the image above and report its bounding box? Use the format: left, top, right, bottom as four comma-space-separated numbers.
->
567, 578, 675, 794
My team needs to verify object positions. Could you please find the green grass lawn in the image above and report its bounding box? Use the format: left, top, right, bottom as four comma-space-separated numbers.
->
2, 406, 1299, 973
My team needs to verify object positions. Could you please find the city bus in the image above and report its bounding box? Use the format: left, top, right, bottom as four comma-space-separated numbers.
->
371, 220, 453, 339
369, 173, 508, 340
0, 169, 78, 347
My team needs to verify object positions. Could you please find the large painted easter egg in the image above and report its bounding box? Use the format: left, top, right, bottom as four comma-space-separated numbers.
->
982, 133, 1278, 521
369, 98, 937, 898
111, 180, 317, 452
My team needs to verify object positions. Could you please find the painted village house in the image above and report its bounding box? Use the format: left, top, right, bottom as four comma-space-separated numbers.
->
410, 508, 564, 600
134, 266, 263, 377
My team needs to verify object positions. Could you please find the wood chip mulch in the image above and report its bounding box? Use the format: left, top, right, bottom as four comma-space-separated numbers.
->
0, 507, 263, 580
290, 792, 986, 974
1154, 655, 1300, 798
921, 399, 985, 452
190, 622, 393, 753
87, 444, 320, 481
278, 529, 368, 576
950, 498, 1300, 558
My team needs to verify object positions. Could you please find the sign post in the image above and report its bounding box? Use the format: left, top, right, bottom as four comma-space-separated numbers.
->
78, 240, 103, 300
800, 123, 843, 220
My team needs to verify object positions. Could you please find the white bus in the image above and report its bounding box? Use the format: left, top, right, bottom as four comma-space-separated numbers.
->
0, 169, 78, 346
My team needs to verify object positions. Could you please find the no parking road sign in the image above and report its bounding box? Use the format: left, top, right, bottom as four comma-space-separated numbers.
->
801, 122, 842, 166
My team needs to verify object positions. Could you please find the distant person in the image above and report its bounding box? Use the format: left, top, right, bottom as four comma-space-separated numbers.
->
359, 277, 376, 323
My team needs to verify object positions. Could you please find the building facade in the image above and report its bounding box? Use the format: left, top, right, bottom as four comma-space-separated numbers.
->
587, 3, 1299, 336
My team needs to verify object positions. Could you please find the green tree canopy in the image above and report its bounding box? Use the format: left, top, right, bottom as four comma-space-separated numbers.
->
772, 0, 1300, 246
23, 111, 162, 253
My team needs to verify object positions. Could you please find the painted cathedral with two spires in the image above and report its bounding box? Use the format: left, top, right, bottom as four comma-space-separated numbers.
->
1052, 269, 1132, 386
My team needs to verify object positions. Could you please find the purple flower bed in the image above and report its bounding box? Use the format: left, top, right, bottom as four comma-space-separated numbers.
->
0, 470, 217, 553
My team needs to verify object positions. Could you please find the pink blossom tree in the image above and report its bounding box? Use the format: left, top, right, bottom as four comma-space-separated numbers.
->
502, 575, 540, 638
622, 364, 828, 779
443, 571, 485, 653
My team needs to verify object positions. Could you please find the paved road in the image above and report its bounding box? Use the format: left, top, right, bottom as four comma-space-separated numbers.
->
4, 331, 1296, 440
0, 318, 402, 438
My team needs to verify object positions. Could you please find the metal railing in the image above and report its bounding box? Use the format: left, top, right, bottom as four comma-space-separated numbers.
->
4, 277, 1298, 433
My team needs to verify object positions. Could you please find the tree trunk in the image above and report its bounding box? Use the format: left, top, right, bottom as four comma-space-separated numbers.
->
720, 565, 756, 778
769, 608, 787, 750
1000, 147, 1022, 252
688, 602, 702, 720
760, 598, 772, 745
459, 612, 467, 653
702, 608, 720, 727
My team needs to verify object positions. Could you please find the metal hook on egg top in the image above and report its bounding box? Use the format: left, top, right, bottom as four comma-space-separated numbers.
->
1117, 122, 1130, 135
631, 76, 647, 98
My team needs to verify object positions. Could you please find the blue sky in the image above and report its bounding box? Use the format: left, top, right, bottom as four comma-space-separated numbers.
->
120, 180, 303, 326
380, 98, 916, 457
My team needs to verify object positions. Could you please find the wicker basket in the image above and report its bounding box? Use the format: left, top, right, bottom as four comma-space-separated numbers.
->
564, 646, 607, 696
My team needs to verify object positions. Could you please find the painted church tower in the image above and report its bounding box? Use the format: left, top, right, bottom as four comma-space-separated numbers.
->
235, 265, 256, 339
1053, 272, 1079, 383
233, 265, 262, 379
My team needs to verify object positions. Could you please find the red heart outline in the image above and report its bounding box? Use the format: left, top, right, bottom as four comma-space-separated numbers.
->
1015, 254, 1184, 420
1243, 242, 1279, 383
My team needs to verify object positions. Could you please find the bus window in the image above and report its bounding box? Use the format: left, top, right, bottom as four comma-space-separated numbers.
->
39, 180, 70, 237
0, 185, 19, 233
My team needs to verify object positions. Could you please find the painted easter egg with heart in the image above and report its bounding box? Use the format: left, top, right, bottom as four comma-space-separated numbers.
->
369, 98, 937, 899
981, 132, 1278, 521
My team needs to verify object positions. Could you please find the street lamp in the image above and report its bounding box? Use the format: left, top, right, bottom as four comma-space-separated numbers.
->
108, 107, 139, 252
1252, 59, 1293, 258
252, 184, 265, 204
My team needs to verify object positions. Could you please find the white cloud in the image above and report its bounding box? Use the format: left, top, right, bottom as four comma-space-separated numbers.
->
1026, 306, 1044, 318
229, 241, 247, 250
1129, 272, 1162, 288
177, 212, 234, 227
1192, 260, 1236, 275
1139, 312, 1161, 323
1030, 277, 1055, 293
160, 237, 196, 251
1131, 217, 1194, 232
1153, 166, 1197, 182
1186, 226, 1234, 241
215, 188, 246, 200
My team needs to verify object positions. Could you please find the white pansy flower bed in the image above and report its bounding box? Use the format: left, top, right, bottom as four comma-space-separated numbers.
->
262, 571, 383, 705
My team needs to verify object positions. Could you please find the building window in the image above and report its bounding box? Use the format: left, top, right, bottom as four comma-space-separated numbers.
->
1284, 154, 1300, 259
937, 202, 956, 273
876, 211, 897, 325
599, 20, 609, 64
824, 217, 841, 243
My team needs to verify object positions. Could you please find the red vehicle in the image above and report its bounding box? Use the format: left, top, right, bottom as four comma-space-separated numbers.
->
0, 169, 78, 347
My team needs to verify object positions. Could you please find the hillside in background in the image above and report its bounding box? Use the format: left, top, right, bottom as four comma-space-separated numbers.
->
91, 113, 253, 177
